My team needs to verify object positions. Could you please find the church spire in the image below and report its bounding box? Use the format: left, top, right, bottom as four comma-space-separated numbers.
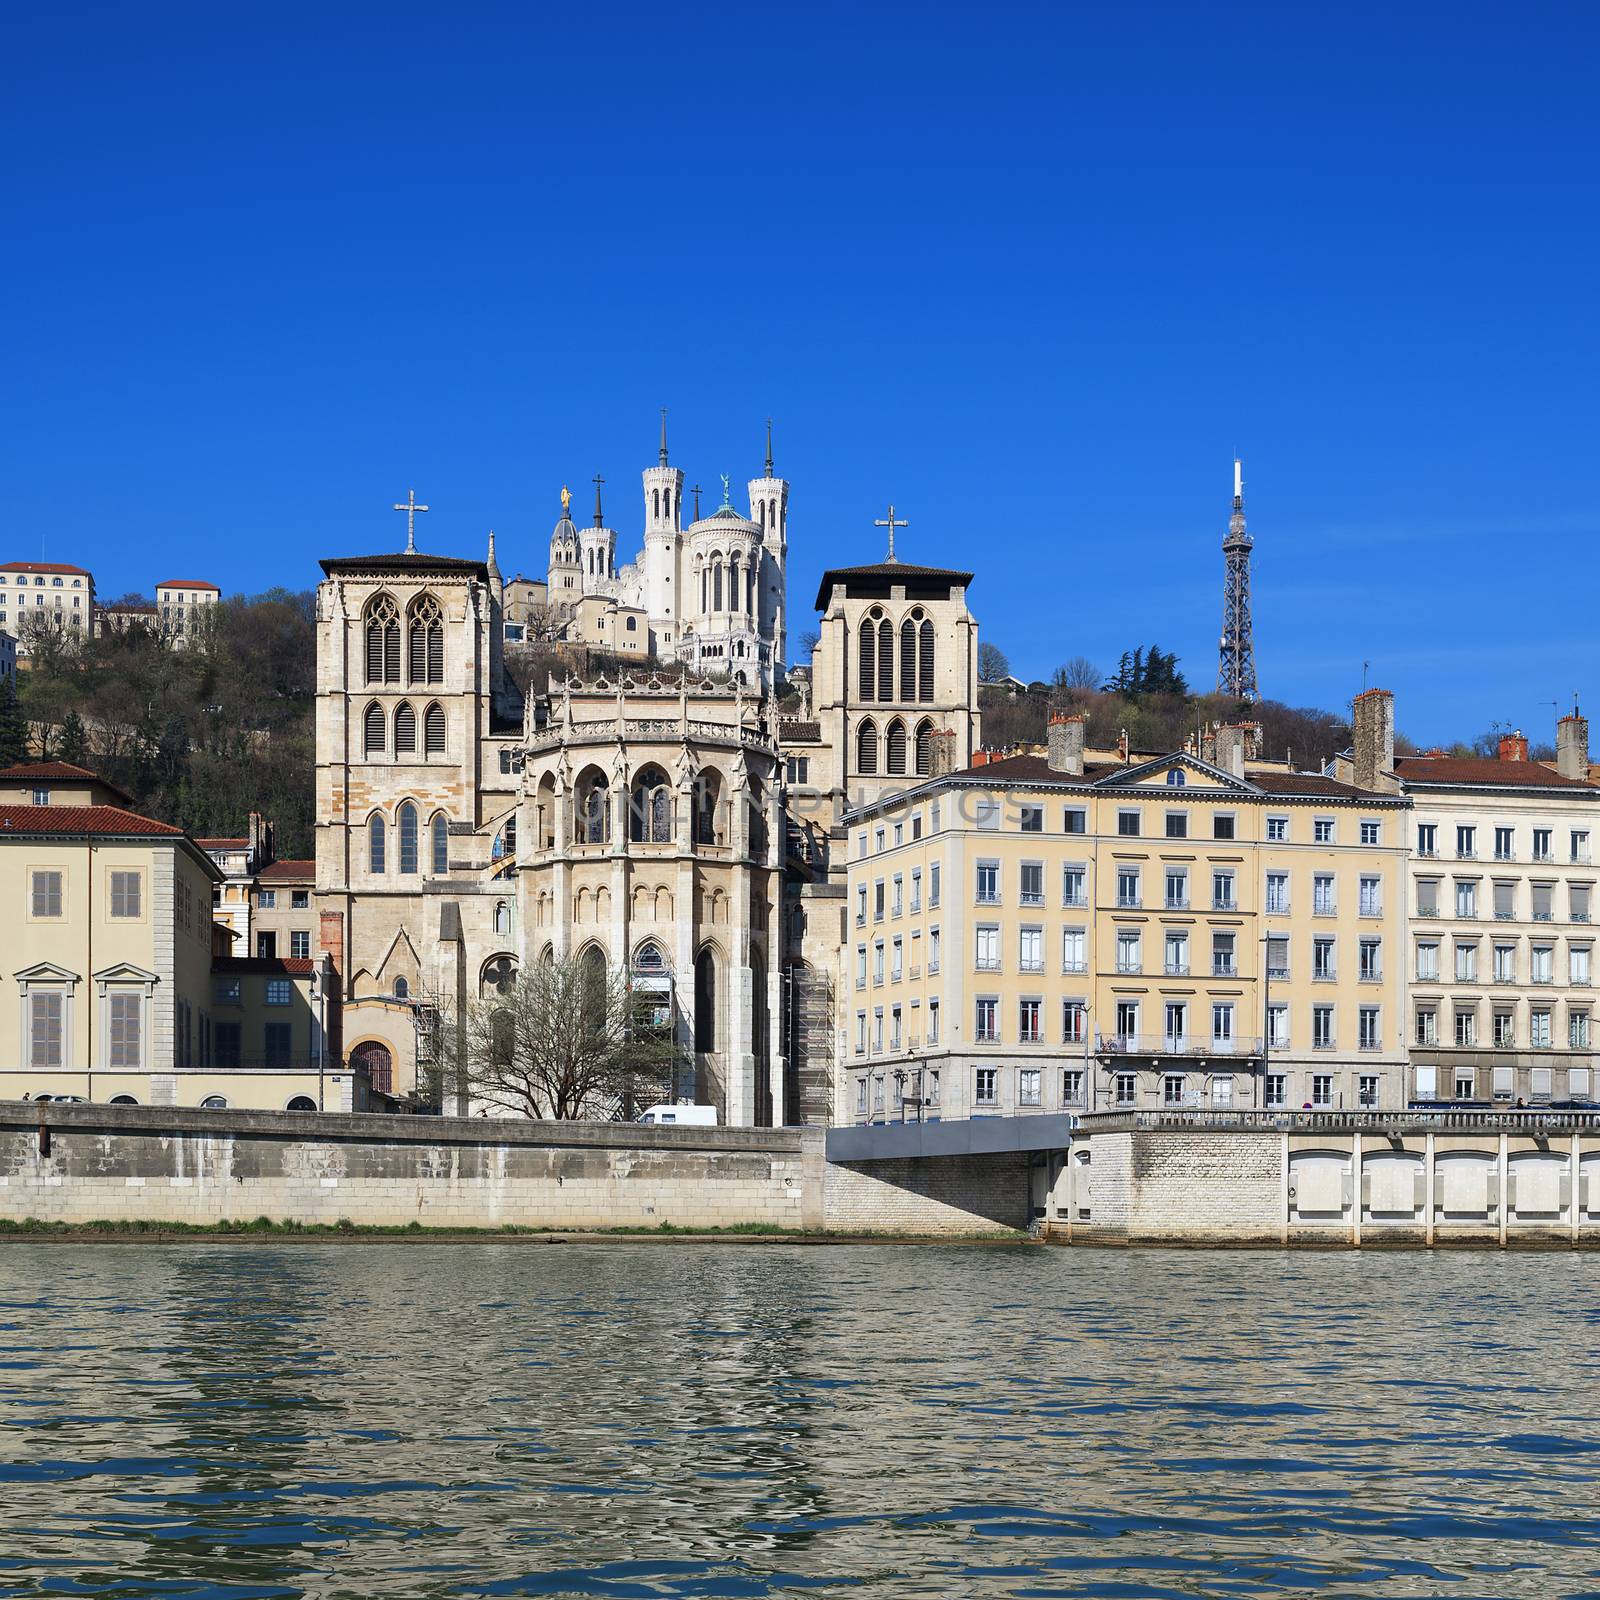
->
659, 407, 669, 467
593, 473, 605, 528
486, 527, 500, 578
764, 416, 773, 477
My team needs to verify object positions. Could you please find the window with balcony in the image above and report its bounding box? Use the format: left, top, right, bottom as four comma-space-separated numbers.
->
975, 925, 1000, 971
910, 868, 922, 912
890, 1005, 902, 1050
1266, 935, 1289, 980
929, 926, 941, 973
1114, 1073, 1136, 1107
1455, 881, 1478, 919
1416, 940, 1439, 981
1454, 941, 1477, 982
929, 999, 940, 1044
1494, 882, 1515, 921
1019, 1000, 1042, 1044
1165, 868, 1188, 909
1531, 1009, 1553, 1048
1359, 938, 1381, 980
1114, 1000, 1139, 1041
1358, 875, 1382, 917
856, 946, 867, 988
874, 880, 885, 921
1062, 865, 1087, 907
1164, 1001, 1187, 1049
1359, 1007, 1380, 1050
974, 998, 998, 1043
1455, 1073, 1476, 1099
1456, 824, 1476, 859
1019, 861, 1044, 906
1019, 926, 1043, 973
1571, 945, 1591, 986
891, 937, 903, 981
1268, 1004, 1288, 1048
1416, 1008, 1438, 1045
930, 862, 941, 906
1019, 1066, 1042, 1103
1312, 1075, 1334, 1109
1063, 1000, 1087, 1044
1417, 823, 1437, 857
1494, 826, 1515, 861
856, 885, 867, 926
1531, 944, 1554, 984
1265, 871, 1289, 914
1116, 868, 1140, 908
1572, 885, 1591, 924
1314, 875, 1336, 915
1416, 879, 1440, 917
1165, 931, 1189, 976
1571, 1011, 1591, 1048
892, 874, 904, 916
1533, 828, 1553, 863
1313, 938, 1336, 981
1493, 1010, 1515, 1047
1532, 884, 1554, 923
1572, 830, 1590, 864
1212, 1002, 1234, 1045
1062, 1068, 1085, 1105
1115, 930, 1142, 974
974, 1067, 998, 1105
1454, 1007, 1476, 1046
1212, 932, 1235, 977
1312, 1006, 1334, 1049
873, 941, 885, 984
1212, 870, 1235, 911
976, 861, 1000, 904
1061, 927, 1086, 973
1492, 1065, 1513, 1100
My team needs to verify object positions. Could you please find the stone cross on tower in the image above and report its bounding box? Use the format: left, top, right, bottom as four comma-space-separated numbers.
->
393, 488, 430, 554
874, 504, 908, 563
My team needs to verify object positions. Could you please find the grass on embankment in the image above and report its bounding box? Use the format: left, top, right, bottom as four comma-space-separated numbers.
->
0, 1216, 1029, 1243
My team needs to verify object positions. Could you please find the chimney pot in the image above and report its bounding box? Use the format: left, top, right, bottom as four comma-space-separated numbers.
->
1557, 710, 1589, 780
1352, 687, 1397, 792
1047, 711, 1085, 776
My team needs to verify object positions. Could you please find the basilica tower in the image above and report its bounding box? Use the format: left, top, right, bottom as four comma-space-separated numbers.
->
642, 409, 685, 643
747, 418, 788, 674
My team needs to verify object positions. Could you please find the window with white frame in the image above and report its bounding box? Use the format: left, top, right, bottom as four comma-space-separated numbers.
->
856, 946, 867, 988
1360, 819, 1380, 845
891, 937, 903, 981
1493, 942, 1516, 983
1492, 1009, 1515, 1047
1114, 1072, 1136, 1106
1313, 874, 1335, 914
910, 868, 922, 912
1454, 1007, 1476, 1046
1359, 1007, 1380, 1050
1531, 944, 1554, 984
929, 927, 941, 972
109, 871, 142, 918
1457, 824, 1476, 858
1062, 927, 1086, 973
975, 800, 1000, 831
1063, 1000, 1087, 1043
1531, 1008, 1552, 1048
1212, 870, 1235, 910
1494, 826, 1515, 861
976, 861, 1000, 903
1019, 1067, 1041, 1104
1165, 930, 1189, 975
1116, 867, 1140, 907
1165, 868, 1188, 908
1266, 816, 1288, 842
1416, 939, 1439, 980
1313, 937, 1336, 980
1569, 1009, 1590, 1047
1359, 876, 1381, 915
1312, 1074, 1334, 1108
1212, 932, 1235, 977
1359, 938, 1381, 980
1019, 861, 1044, 905
1265, 871, 1289, 914
1455, 940, 1477, 982
1314, 818, 1334, 843
1019, 926, 1043, 973
1062, 864, 1087, 907
1062, 1067, 1085, 1104
974, 1066, 998, 1104
1267, 1003, 1288, 1048
1455, 880, 1477, 918
1115, 929, 1141, 974
1312, 1006, 1334, 1048
1212, 1002, 1234, 1045
929, 862, 940, 906
873, 940, 885, 983
1265, 1073, 1287, 1107
974, 997, 998, 1042
1415, 1007, 1438, 1045
1019, 805, 1043, 834
1063, 807, 1086, 834
1117, 810, 1140, 837
975, 925, 1000, 971
1417, 822, 1437, 856
1019, 999, 1041, 1043
1572, 945, 1592, 986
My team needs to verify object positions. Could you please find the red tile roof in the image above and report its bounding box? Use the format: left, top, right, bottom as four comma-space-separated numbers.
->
197, 836, 249, 848
0, 561, 91, 576
156, 579, 221, 591
258, 858, 314, 880
1395, 756, 1596, 789
212, 956, 316, 976
0, 804, 184, 837
939, 753, 1393, 800
1, 761, 100, 782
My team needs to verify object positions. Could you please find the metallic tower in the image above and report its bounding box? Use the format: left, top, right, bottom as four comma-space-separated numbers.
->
1216, 457, 1259, 701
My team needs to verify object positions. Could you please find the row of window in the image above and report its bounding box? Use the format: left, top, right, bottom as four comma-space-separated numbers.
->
1418, 823, 1592, 863
1415, 1004, 1593, 1049
0, 574, 85, 586
23, 991, 296, 1070
1415, 877, 1591, 922
857, 609, 936, 705
1415, 1064, 1592, 1101
363, 700, 447, 757
857, 863, 941, 923
364, 593, 443, 685
368, 805, 450, 875
857, 716, 938, 777
29, 870, 142, 920
1415, 938, 1592, 985
959, 801, 1383, 845
256, 888, 311, 911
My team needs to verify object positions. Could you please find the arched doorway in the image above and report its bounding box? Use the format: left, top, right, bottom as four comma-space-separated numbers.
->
350, 1040, 393, 1095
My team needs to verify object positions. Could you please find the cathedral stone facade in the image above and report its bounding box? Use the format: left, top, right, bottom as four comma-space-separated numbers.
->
313, 430, 981, 1126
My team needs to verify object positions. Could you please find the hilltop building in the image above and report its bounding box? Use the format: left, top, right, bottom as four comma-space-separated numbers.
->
0, 562, 94, 653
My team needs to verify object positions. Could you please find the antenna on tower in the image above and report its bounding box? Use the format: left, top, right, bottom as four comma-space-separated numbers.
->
1216, 457, 1259, 702
765, 416, 773, 477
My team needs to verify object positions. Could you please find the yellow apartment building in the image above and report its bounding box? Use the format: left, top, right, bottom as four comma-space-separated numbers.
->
842, 715, 1410, 1122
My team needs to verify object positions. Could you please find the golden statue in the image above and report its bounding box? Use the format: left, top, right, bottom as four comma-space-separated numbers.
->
560, 484, 571, 513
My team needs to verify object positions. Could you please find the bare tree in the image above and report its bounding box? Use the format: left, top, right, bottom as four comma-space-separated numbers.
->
440, 954, 685, 1119
977, 641, 1011, 683
1053, 656, 1101, 692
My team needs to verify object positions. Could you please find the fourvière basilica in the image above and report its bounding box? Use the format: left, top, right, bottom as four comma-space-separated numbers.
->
314, 421, 982, 1126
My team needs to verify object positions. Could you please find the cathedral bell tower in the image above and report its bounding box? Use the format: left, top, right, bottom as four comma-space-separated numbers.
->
747, 417, 789, 674
579, 474, 617, 585
547, 487, 581, 615
642, 408, 685, 638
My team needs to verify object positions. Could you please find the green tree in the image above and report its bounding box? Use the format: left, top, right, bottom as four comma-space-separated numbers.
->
58, 709, 89, 766
0, 675, 28, 766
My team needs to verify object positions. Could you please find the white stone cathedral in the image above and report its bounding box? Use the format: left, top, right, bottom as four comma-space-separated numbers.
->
546, 415, 788, 692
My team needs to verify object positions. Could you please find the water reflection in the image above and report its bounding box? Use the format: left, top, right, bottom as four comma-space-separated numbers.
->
0, 1244, 1597, 1596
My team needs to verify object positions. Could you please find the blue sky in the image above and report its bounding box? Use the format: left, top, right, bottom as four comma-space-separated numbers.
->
5, 2, 1597, 744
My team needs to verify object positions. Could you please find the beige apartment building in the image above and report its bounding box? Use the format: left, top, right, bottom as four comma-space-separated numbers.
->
250, 858, 316, 959
156, 579, 221, 645
842, 715, 1410, 1123
0, 561, 95, 652
1335, 693, 1600, 1106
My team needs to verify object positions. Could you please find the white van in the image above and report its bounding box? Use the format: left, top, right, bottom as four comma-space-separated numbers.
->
637, 1103, 718, 1127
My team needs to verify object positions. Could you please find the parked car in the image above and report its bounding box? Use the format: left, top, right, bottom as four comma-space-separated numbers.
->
31, 1094, 87, 1104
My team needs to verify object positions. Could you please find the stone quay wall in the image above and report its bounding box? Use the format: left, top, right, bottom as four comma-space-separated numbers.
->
1054, 1110, 1600, 1248
0, 1102, 829, 1233
824, 1153, 1032, 1235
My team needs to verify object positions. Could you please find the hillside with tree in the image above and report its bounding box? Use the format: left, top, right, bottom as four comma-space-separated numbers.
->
6, 592, 318, 855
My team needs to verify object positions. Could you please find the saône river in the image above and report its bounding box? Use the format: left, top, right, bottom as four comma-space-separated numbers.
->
2, 1242, 1598, 1597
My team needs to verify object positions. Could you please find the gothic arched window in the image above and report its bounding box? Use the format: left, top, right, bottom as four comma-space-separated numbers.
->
630, 765, 673, 843
713, 560, 724, 612
394, 701, 417, 754
653, 488, 660, 519
482, 955, 517, 997
858, 617, 876, 701
431, 812, 448, 874
575, 769, 610, 845
729, 554, 742, 614
364, 594, 400, 684
877, 619, 894, 703
915, 719, 934, 777
900, 618, 917, 700
407, 593, 444, 684
694, 948, 717, 1054
494, 900, 511, 938
363, 702, 385, 756
886, 719, 908, 776
424, 703, 446, 756
368, 813, 385, 873
857, 718, 879, 775
918, 618, 935, 701
693, 770, 722, 846
397, 801, 418, 874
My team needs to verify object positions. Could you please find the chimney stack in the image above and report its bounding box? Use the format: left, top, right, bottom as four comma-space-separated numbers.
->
1352, 688, 1396, 792
931, 728, 955, 777
1558, 710, 1589, 780
1498, 729, 1529, 764
1047, 711, 1086, 776
1214, 724, 1247, 779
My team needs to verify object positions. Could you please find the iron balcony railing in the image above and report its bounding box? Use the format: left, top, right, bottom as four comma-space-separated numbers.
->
1095, 1032, 1264, 1058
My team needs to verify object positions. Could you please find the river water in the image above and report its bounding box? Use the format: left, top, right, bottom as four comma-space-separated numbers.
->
1, 1243, 1598, 1597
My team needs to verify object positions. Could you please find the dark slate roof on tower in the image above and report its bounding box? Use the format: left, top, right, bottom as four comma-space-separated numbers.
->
320, 553, 490, 579
813, 561, 975, 611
